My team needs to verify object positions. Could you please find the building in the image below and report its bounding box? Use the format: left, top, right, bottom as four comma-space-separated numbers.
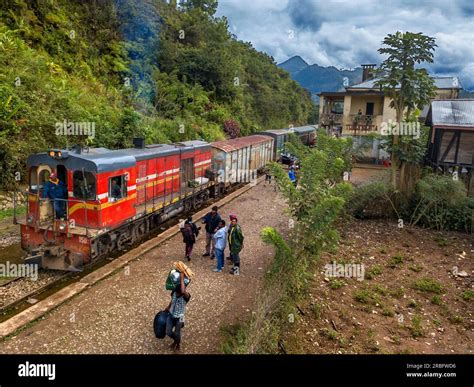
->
425, 99, 474, 193
319, 64, 462, 137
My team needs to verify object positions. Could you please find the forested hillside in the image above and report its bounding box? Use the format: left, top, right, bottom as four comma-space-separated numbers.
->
0, 0, 313, 189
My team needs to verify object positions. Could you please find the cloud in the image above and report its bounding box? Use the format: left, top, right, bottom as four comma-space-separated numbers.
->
217, 0, 474, 89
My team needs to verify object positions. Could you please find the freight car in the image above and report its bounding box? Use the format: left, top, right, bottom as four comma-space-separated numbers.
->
211, 135, 274, 190
261, 125, 317, 160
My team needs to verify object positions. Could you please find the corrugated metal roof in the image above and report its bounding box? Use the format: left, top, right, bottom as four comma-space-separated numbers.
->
211, 135, 273, 152
261, 129, 290, 135
427, 99, 474, 127
347, 76, 461, 90
291, 125, 316, 134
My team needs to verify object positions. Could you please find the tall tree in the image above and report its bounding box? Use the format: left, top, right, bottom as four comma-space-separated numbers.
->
375, 31, 437, 192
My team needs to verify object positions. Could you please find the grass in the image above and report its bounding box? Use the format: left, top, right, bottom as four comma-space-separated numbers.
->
310, 302, 323, 319
354, 289, 381, 306
412, 278, 444, 294
329, 278, 346, 289
431, 295, 443, 305
366, 265, 383, 280
321, 328, 339, 341
461, 290, 474, 301
382, 308, 394, 317
434, 237, 449, 247
0, 206, 26, 221
219, 323, 248, 354
409, 315, 424, 338
388, 254, 404, 268
373, 284, 388, 295
389, 287, 405, 299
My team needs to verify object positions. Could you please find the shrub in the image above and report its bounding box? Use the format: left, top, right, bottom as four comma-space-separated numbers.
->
411, 174, 474, 233
347, 181, 398, 219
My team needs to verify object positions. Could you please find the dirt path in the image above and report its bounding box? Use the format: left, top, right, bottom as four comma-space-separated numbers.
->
0, 181, 287, 354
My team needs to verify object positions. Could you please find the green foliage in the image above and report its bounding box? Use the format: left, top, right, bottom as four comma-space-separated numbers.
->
375, 31, 437, 192
461, 290, 474, 302
411, 174, 473, 232
224, 133, 352, 353
376, 31, 437, 121
412, 278, 444, 294
366, 265, 383, 280
388, 254, 404, 268
0, 0, 313, 189
409, 315, 424, 338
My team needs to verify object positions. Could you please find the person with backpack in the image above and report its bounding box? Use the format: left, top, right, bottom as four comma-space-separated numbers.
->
202, 206, 221, 259
187, 216, 200, 238
181, 220, 196, 261
164, 271, 190, 352
228, 214, 244, 276
212, 220, 227, 273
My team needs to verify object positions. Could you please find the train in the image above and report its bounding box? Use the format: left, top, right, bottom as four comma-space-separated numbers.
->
16, 125, 316, 271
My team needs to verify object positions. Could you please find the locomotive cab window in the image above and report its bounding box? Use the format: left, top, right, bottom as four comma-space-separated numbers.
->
37, 168, 51, 195
109, 175, 127, 202
29, 167, 38, 193
73, 171, 96, 201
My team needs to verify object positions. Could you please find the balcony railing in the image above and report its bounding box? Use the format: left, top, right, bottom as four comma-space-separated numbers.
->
345, 114, 379, 134
320, 113, 344, 126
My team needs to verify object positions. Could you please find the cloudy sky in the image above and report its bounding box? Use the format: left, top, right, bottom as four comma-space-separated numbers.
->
216, 0, 474, 89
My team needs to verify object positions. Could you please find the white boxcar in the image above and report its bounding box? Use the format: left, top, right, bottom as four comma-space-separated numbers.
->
211, 135, 274, 187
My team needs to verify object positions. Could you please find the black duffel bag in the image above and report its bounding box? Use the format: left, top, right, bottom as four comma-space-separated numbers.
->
153, 310, 170, 339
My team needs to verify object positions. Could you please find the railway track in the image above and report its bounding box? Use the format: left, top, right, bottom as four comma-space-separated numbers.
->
0, 182, 250, 322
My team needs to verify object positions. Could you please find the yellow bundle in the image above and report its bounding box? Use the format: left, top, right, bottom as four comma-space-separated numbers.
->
174, 261, 195, 279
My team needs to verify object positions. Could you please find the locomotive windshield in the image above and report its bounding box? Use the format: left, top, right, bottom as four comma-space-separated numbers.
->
73, 171, 96, 201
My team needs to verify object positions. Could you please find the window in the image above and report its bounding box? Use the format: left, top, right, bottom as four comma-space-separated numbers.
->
109, 175, 127, 202
73, 171, 96, 201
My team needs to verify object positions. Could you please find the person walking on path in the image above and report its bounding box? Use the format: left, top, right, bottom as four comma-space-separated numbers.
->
228, 214, 244, 276
202, 206, 221, 259
165, 271, 190, 351
212, 220, 227, 273
181, 221, 196, 261
187, 216, 200, 238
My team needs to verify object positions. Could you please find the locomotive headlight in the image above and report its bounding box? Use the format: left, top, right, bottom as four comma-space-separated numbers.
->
59, 222, 67, 231
27, 214, 34, 224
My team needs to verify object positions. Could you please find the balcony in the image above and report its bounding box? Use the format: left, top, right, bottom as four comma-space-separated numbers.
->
344, 114, 380, 134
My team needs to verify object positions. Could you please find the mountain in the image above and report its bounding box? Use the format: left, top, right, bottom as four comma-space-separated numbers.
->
278, 56, 363, 101
278, 56, 309, 77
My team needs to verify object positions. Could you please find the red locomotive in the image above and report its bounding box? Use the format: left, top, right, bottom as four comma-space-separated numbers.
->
17, 126, 315, 271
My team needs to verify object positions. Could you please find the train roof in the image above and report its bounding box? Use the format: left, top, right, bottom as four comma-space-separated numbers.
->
261, 129, 290, 136
27, 141, 211, 173
291, 125, 316, 134
211, 135, 273, 152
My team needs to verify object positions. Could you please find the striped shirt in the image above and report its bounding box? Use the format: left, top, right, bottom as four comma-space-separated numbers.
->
170, 291, 187, 318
